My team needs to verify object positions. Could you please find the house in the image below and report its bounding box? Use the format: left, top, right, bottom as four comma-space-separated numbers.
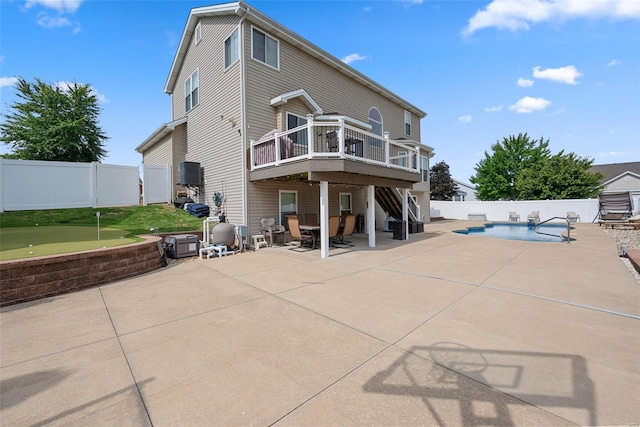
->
136, 1, 434, 258
452, 180, 477, 201
590, 162, 640, 213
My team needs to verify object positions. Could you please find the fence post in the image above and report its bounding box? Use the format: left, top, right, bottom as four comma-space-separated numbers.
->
0, 158, 4, 213
91, 162, 98, 208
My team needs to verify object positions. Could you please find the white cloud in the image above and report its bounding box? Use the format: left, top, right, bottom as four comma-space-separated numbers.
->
458, 115, 473, 123
532, 65, 582, 84
608, 59, 622, 66
57, 81, 108, 103
508, 96, 551, 113
517, 77, 535, 87
341, 53, 368, 64
0, 76, 19, 88
598, 151, 629, 157
363, 6, 371, 12
0, 55, 5, 63
484, 105, 503, 112
37, 13, 72, 29
463, 0, 640, 35
25, 0, 83, 13
398, 0, 424, 5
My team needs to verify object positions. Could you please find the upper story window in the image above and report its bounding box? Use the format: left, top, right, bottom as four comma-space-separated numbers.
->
185, 70, 199, 112
252, 27, 279, 69
286, 112, 307, 145
368, 107, 383, 148
225, 29, 239, 69
421, 155, 429, 182
194, 22, 202, 45
404, 110, 411, 136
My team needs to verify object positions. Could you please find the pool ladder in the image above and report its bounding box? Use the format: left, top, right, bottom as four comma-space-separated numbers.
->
533, 217, 571, 243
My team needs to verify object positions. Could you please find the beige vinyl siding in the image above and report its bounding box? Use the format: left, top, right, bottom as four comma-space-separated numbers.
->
143, 134, 172, 166
243, 23, 420, 144
169, 15, 244, 221
247, 182, 370, 236
171, 123, 187, 192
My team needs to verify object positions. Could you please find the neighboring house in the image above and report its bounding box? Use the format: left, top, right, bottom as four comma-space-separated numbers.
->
589, 161, 640, 212
452, 180, 477, 202
136, 1, 434, 257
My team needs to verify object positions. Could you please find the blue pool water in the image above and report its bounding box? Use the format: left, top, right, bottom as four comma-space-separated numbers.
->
454, 222, 570, 242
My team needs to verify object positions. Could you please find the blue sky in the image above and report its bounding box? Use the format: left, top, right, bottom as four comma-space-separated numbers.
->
1, 0, 639, 183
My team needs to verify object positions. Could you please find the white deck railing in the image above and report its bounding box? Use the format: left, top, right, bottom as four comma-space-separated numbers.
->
250, 115, 421, 175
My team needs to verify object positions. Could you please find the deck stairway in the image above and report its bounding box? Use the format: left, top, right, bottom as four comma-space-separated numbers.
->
375, 187, 420, 222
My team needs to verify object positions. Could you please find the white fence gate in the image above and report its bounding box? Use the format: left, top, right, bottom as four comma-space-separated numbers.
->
142, 164, 172, 205
0, 159, 140, 212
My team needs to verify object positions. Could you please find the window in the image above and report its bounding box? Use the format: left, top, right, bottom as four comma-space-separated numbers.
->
286, 113, 307, 145
224, 29, 239, 68
368, 107, 383, 148
421, 155, 429, 182
184, 70, 199, 112
404, 110, 411, 136
252, 27, 279, 69
194, 22, 201, 45
339, 193, 352, 214
279, 190, 298, 230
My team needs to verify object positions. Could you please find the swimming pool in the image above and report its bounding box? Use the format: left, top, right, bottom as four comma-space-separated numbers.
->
454, 222, 571, 242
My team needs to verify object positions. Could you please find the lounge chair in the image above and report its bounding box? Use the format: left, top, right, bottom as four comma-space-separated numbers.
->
287, 215, 315, 249
260, 217, 286, 246
508, 211, 520, 222
566, 211, 580, 223
527, 211, 540, 223
336, 214, 356, 245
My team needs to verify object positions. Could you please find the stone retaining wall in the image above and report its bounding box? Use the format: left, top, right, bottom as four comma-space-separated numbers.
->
0, 236, 164, 307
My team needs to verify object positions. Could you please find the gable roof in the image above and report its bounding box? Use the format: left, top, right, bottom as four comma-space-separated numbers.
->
135, 117, 187, 153
165, 1, 427, 118
589, 161, 640, 184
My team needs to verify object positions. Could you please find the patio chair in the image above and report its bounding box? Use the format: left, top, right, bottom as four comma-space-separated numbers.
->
527, 211, 540, 223
305, 213, 318, 227
508, 211, 520, 222
336, 214, 356, 245
287, 215, 315, 249
328, 216, 341, 246
566, 211, 580, 223
327, 131, 339, 152
260, 217, 286, 246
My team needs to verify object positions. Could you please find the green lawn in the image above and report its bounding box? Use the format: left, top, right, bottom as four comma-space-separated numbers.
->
0, 204, 204, 260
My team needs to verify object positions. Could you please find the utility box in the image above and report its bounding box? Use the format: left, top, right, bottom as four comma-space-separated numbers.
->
164, 234, 199, 258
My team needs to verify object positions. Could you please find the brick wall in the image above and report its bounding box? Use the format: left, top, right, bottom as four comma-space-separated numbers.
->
0, 236, 164, 307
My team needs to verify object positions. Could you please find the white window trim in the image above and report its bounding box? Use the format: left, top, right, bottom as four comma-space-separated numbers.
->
224, 28, 239, 70
185, 69, 199, 113
251, 26, 280, 70
404, 110, 411, 136
279, 189, 298, 227
195, 22, 202, 45
339, 192, 352, 213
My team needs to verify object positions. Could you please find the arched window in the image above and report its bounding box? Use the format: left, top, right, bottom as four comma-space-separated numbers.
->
368, 107, 383, 148
368, 107, 383, 135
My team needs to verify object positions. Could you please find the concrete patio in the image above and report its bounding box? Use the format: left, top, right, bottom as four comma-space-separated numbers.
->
1, 221, 639, 426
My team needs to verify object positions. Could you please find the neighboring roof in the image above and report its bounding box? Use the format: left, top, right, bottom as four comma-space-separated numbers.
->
165, 1, 427, 118
589, 161, 640, 184
454, 180, 476, 190
135, 117, 187, 153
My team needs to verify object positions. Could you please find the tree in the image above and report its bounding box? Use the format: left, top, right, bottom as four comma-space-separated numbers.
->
1, 77, 107, 162
516, 151, 603, 200
470, 133, 550, 200
429, 160, 458, 200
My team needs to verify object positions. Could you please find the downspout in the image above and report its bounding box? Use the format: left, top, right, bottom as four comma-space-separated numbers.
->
239, 9, 248, 228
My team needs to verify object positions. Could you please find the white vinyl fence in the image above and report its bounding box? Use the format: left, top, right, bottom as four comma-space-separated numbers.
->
430, 199, 601, 223
0, 159, 140, 212
142, 164, 172, 205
